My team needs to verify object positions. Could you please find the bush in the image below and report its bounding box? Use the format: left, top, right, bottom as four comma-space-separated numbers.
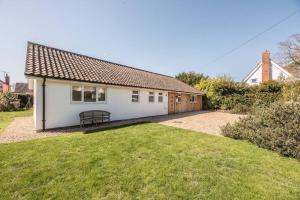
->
281, 80, 300, 102
0, 92, 19, 111
195, 78, 247, 109
175, 71, 208, 86
195, 79, 283, 113
222, 102, 300, 159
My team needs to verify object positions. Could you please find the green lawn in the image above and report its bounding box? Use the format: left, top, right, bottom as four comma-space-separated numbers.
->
0, 123, 300, 199
0, 110, 32, 133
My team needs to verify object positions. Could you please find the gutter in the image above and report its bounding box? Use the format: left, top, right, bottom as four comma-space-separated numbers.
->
42, 77, 46, 131
24, 75, 204, 95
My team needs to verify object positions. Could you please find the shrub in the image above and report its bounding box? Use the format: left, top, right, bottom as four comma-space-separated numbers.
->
195, 78, 246, 109
230, 103, 251, 114
222, 102, 300, 159
0, 92, 19, 111
175, 71, 208, 86
281, 80, 300, 102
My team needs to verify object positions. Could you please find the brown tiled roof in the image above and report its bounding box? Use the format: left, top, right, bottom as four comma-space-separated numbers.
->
25, 42, 202, 94
14, 83, 32, 94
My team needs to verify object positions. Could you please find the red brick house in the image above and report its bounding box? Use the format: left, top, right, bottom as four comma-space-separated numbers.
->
0, 74, 10, 93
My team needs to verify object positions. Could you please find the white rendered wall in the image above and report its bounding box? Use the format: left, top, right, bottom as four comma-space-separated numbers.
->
33, 79, 168, 130
245, 62, 291, 86
245, 65, 262, 85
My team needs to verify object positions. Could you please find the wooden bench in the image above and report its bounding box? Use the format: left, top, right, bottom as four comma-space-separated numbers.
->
79, 110, 110, 127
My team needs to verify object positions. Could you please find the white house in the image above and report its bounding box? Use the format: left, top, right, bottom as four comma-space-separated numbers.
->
25, 42, 203, 131
242, 50, 298, 85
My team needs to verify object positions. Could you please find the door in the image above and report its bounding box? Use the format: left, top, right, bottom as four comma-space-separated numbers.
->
168, 92, 176, 114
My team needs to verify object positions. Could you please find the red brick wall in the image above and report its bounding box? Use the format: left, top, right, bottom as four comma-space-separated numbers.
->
2, 83, 10, 92
262, 50, 271, 82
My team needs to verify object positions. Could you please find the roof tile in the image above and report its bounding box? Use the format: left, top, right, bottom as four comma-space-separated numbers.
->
25, 42, 202, 94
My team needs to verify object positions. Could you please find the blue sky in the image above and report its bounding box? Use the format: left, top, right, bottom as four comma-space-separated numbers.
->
0, 0, 299, 82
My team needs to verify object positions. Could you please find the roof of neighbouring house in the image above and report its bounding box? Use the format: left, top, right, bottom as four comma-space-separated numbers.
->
242, 60, 295, 82
25, 42, 202, 94
14, 83, 32, 94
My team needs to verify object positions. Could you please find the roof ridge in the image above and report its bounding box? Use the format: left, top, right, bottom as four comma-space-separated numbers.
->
27, 41, 175, 79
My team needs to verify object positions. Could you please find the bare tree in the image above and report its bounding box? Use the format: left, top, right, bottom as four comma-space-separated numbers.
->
279, 33, 300, 66
277, 34, 300, 78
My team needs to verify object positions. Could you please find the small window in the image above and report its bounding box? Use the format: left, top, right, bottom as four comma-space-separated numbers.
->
149, 92, 155, 102
251, 78, 257, 83
190, 95, 197, 103
84, 86, 96, 102
72, 86, 82, 101
132, 90, 139, 102
158, 92, 163, 103
176, 95, 182, 103
97, 87, 106, 102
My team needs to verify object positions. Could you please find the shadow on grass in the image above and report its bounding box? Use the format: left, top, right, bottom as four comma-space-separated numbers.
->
83, 121, 152, 134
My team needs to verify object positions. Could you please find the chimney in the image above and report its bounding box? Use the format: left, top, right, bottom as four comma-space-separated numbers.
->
5, 73, 10, 85
262, 50, 271, 82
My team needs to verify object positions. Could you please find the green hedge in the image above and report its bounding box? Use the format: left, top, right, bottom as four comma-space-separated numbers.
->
222, 102, 300, 159
195, 79, 283, 113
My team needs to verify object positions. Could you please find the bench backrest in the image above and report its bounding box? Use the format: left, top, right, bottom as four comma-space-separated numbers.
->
79, 110, 110, 119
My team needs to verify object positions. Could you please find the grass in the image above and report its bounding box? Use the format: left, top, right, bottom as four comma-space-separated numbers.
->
0, 109, 32, 133
0, 123, 300, 199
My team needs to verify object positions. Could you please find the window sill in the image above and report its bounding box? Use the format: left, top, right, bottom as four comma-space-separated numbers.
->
70, 101, 107, 104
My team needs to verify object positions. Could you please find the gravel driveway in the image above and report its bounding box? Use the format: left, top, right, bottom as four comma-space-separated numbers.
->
154, 111, 244, 136
0, 111, 243, 143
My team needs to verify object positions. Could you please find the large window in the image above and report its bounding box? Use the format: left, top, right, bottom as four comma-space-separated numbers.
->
158, 92, 163, 103
71, 86, 106, 103
72, 86, 82, 101
190, 94, 197, 103
149, 92, 155, 103
132, 90, 139, 102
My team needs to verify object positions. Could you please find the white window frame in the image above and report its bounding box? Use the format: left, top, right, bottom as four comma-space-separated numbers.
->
190, 94, 197, 103
83, 86, 97, 102
158, 92, 163, 103
176, 94, 182, 103
71, 85, 83, 102
71, 85, 107, 104
251, 78, 258, 83
131, 90, 140, 103
97, 87, 106, 102
148, 91, 155, 103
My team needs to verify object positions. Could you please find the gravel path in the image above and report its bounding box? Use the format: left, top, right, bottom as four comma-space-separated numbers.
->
0, 117, 71, 143
0, 111, 244, 143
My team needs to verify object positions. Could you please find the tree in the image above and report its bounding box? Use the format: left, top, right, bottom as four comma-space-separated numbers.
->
279, 33, 300, 65
175, 71, 208, 86
278, 34, 300, 76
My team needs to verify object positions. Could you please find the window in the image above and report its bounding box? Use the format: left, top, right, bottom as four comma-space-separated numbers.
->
251, 78, 257, 83
158, 92, 163, 103
132, 90, 139, 102
190, 95, 197, 103
71, 86, 106, 103
72, 86, 82, 101
97, 87, 106, 102
84, 86, 96, 102
176, 94, 182, 103
149, 92, 155, 102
